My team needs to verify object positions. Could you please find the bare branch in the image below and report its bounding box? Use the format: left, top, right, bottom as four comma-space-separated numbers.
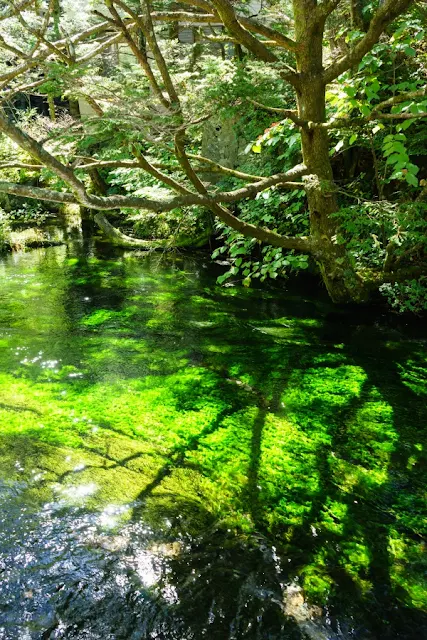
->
0, 79, 46, 102
238, 16, 297, 52
132, 146, 194, 196
248, 99, 305, 126
150, 11, 217, 24
101, 3, 171, 109
11, 0, 73, 65
187, 154, 265, 181
0, 163, 311, 252
0, 165, 307, 212
193, 0, 278, 62
136, 0, 180, 106
317, 1, 343, 19
93, 212, 173, 248
0, 108, 90, 202
76, 32, 125, 65
0, 33, 28, 58
308, 110, 427, 129
0, 163, 43, 170
0, 15, 128, 84
376, 111, 427, 120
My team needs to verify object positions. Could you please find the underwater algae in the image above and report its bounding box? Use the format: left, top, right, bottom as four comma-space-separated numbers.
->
0, 247, 426, 639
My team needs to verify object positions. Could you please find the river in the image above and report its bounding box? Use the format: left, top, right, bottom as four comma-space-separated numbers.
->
0, 243, 426, 639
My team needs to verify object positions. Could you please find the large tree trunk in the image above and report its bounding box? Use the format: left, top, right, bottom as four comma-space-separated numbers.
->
293, 3, 364, 303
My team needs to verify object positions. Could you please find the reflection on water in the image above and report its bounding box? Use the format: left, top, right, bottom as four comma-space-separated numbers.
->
0, 481, 304, 640
0, 245, 426, 639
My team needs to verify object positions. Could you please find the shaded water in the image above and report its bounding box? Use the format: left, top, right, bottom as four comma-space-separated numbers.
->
0, 245, 426, 639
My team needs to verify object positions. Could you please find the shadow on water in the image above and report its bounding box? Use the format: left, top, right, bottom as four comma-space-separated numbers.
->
0, 245, 426, 639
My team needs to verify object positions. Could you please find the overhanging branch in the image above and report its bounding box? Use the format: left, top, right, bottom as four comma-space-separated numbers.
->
0, 163, 309, 251
323, 0, 415, 84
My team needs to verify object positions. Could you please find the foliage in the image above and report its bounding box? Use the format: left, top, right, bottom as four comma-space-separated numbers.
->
334, 201, 427, 269
334, 200, 427, 311
0, 208, 11, 251
213, 187, 309, 286
5, 202, 54, 227
380, 278, 427, 314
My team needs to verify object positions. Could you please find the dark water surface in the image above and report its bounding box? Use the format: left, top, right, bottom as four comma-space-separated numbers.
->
0, 245, 426, 639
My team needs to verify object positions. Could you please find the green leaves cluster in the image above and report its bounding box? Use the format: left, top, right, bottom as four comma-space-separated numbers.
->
247, 122, 301, 167
334, 201, 427, 277
382, 133, 420, 187
213, 188, 309, 287
380, 279, 427, 314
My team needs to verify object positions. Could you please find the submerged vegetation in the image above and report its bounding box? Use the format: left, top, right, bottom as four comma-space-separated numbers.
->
0, 246, 426, 638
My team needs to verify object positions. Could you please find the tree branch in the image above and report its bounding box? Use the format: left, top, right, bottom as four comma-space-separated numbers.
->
248, 99, 305, 126
371, 87, 427, 115
148, 8, 298, 53
132, 146, 194, 195
317, 1, 343, 19
237, 16, 298, 52
0, 109, 89, 202
376, 111, 427, 120
0, 16, 127, 84
0, 163, 306, 208
187, 154, 264, 181
101, 2, 170, 109
0, 171, 310, 252
323, 0, 415, 84
0, 79, 46, 103
0, 163, 43, 170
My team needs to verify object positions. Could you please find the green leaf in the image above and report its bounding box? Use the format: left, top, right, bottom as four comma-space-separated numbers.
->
386, 153, 408, 165
404, 46, 416, 57
406, 163, 420, 175
383, 142, 407, 156
217, 273, 229, 285
405, 173, 419, 187
231, 246, 248, 255
399, 119, 415, 131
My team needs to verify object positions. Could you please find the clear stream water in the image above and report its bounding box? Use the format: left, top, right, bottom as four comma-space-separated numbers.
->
0, 243, 426, 640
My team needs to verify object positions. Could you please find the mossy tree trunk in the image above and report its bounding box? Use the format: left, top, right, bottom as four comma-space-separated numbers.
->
293, 1, 363, 303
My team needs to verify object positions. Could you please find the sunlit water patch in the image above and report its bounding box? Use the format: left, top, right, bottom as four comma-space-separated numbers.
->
0, 246, 426, 639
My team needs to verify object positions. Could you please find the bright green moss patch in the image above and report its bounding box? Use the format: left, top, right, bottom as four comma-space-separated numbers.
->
0, 247, 426, 633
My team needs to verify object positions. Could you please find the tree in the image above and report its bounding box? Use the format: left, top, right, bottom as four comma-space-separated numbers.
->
0, 0, 426, 303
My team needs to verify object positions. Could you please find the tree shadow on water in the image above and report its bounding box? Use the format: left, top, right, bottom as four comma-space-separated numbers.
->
279, 321, 427, 639
1, 251, 427, 639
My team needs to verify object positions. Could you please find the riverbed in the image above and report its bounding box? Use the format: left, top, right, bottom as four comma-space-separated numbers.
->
0, 244, 426, 639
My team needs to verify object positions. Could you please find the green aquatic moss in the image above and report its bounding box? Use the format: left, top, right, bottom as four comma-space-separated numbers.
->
0, 247, 426, 632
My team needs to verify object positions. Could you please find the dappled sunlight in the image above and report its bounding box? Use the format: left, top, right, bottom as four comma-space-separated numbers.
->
0, 247, 426, 638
